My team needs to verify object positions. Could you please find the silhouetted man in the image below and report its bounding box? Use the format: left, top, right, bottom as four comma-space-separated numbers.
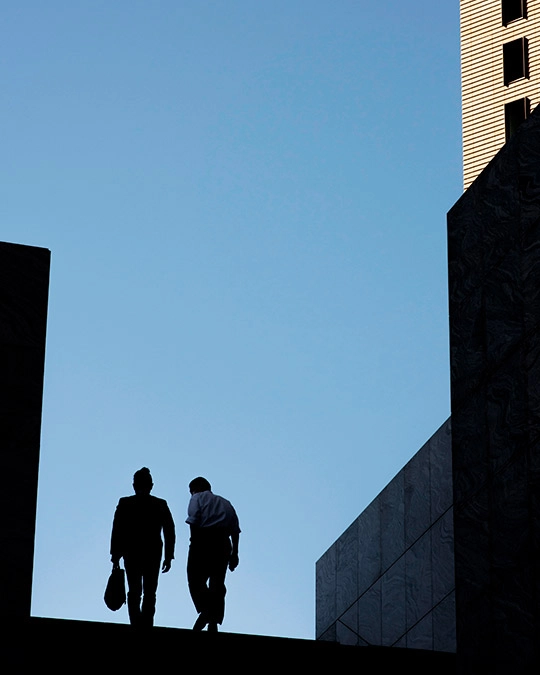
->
186, 477, 240, 632
110, 467, 175, 627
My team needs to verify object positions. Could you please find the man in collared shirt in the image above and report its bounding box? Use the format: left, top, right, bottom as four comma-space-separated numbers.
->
186, 477, 240, 632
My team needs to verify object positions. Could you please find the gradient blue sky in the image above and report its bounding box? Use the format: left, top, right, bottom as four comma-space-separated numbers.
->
3, 1, 461, 638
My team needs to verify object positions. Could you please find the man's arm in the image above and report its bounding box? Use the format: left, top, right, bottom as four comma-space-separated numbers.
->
229, 532, 239, 571
162, 501, 176, 573
110, 500, 124, 567
227, 501, 240, 571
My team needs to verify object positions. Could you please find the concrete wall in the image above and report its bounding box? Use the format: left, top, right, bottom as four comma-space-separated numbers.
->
316, 419, 455, 651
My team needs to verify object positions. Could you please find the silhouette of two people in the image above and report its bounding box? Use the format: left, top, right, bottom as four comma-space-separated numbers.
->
110, 467, 175, 627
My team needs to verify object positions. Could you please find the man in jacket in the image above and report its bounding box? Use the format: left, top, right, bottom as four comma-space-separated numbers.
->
111, 467, 175, 627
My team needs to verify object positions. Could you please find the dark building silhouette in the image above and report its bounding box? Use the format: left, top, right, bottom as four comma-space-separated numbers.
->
448, 97, 540, 674
318, 104, 540, 673
0, 242, 50, 620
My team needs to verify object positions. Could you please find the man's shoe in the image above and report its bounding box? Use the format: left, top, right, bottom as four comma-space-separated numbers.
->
193, 614, 208, 631
207, 622, 218, 633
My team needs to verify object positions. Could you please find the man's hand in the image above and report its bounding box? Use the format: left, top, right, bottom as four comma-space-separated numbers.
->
162, 559, 172, 573
229, 553, 239, 572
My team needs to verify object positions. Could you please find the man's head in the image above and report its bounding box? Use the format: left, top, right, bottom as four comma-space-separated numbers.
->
133, 467, 153, 495
189, 476, 211, 495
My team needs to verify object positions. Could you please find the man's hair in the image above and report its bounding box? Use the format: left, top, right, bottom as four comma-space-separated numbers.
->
133, 467, 153, 492
189, 476, 211, 493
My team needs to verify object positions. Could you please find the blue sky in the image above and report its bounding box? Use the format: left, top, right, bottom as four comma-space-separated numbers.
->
3, 1, 461, 638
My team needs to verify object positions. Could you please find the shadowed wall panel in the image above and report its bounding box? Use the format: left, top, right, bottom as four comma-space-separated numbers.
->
0, 242, 50, 619
448, 104, 540, 673
316, 419, 454, 651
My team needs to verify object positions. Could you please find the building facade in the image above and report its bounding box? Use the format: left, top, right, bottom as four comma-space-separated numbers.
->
448, 99, 540, 675
461, 0, 540, 188
316, 420, 455, 651
317, 101, 540, 674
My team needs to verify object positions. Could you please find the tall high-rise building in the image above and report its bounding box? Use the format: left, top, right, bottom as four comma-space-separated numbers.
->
461, 0, 539, 188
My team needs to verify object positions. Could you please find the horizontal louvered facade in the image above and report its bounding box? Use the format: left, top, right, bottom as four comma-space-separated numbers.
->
461, 0, 540, 188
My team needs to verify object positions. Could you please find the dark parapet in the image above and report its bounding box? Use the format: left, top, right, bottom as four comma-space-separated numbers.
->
6, 617, 457, 672
0, 242, 50, 620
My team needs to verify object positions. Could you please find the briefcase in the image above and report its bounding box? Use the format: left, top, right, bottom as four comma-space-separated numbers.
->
104, 566, 126, 611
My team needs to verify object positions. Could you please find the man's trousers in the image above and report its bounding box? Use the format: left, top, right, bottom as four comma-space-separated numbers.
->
187, 528, 231, 625
124, 552, 162, 627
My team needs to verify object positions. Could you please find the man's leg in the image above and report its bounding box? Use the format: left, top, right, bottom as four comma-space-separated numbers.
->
187, 542, 212, 629
140, 554, 161, 627
124, 558, 143, 626
207, 536, 231, 627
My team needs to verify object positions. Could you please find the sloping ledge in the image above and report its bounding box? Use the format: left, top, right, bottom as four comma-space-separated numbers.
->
6, 617, 456, 671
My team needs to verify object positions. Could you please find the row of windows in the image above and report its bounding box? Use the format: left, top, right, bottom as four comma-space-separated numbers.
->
502, 1, 530, 139
502, 0, 529, 84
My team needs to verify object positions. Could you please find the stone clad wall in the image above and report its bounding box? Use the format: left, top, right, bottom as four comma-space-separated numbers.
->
448, 100, 540, 674
316, 419, 455, 651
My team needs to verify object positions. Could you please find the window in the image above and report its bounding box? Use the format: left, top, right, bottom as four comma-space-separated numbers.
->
502, 0, 527, 26
505, 97, 530, 140
503, 37, 529, 85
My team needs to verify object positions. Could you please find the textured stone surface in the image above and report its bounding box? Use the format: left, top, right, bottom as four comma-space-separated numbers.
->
316, 541, 336, 638
431, 509, 454, 606
356, 580, 382, 645
429, 421, 452, 520
380, 472, 405, 572
448, 105, 540, 673
406, 612, 433, 651
336, 520, 358, 617
356, 500, 381, 597
404, 447, 431, 548
432, 592, 456, 653
316, 419, 454, 651
405, 531, 432, 629
381, 556, 406, 646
